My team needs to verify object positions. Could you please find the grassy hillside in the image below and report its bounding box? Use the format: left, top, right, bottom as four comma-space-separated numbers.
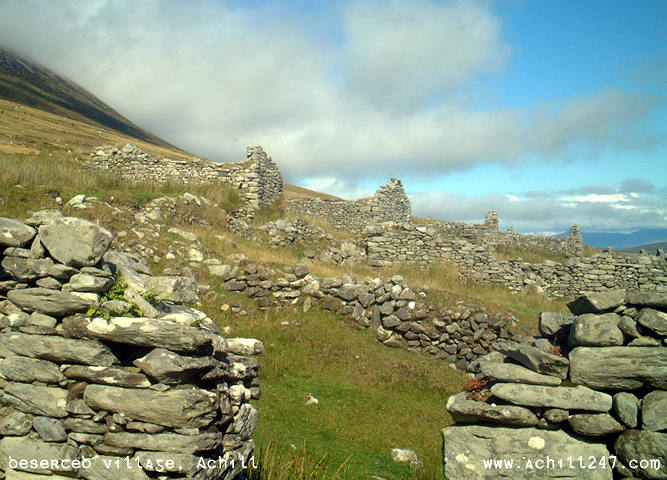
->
0, 48, 174, 148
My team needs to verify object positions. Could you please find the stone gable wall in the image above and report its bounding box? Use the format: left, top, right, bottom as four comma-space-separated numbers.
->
499, 224, 584, 257
89, 144, 283, 207
286, 178, 411, 232
366, 225, 667, 297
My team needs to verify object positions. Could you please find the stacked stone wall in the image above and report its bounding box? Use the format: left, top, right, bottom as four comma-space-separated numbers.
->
286, 178, 411, 232
366, 225, 667, 297
500, 224, 584, 257
0, 214, 260, 479
442, 290, 667, 479
89, 144, 283, 207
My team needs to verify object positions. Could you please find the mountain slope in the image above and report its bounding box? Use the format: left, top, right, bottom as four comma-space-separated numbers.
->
555, 228, 667, 250
0, 47, 174, 149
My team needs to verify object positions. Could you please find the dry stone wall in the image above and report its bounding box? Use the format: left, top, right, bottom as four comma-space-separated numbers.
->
500, 224, 585, 257
0, 214, 261, 480
286, 178, 411, 232
89, 144, 283, 207
442, 290, 667, 480
366, 225, 667, 297
211, 261, 524, 370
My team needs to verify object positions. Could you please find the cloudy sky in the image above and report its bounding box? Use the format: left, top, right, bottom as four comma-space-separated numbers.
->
0, 0, 665, 234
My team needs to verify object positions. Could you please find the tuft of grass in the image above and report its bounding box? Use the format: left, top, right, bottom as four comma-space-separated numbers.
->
493, 244, 569, 264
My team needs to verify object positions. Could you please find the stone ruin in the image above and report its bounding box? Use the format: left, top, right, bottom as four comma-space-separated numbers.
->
443, 290, 666, 479
89, 144, 283, 208
0, 213, 261, 479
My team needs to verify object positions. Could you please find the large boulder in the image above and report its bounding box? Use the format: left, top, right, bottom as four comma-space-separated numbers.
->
567, 313, 624, 347
7, 288, 98, 316
567, 290, 626, 315
614, 430, 667, 479
569, 346, 667, 390
625, 292, 667, 310
642, 390, 667, 432
636, 308, 667, 337
442, 424, 611, 480
39, 217, 113, 267
490, 383, 612, 411
0, 217, 36, 247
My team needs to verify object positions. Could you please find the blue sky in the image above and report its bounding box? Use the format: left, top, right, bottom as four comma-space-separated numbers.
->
0, 0, 665, 233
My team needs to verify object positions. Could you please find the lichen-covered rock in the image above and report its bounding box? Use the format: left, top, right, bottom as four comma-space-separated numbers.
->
478, 361, 561, 386
569, 346, 667, 390
567, 313, 624, 347
614, 430, 667, 479
636, 308, 667, 337
493, 340, 569, 379
442, 425, 612, 480
7, 288, 98, 315
83, 385, 219, 428
490, 384, 612, 412
567, 413, 624, 436
5, 332, 118, 366
446, 392, 538, 426
567, 290, 627, 315
39, 217, 113, 267
133, 348, 213, 384
0, 217, 36, 247
642, 390, 667, 432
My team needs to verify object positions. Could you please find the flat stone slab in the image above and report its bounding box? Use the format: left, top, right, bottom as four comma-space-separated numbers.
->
0, 217, 36, 247
569, 346, 667, 390
62, 315, 213, 353
567, 290, 626, 315
479, 361, 561, 386
493, 340, 569, 379
104, 431, 222, 453
490, 383, 612, 411
1, 382, 68, 418
568, 413, 624, 436
636, 308, 667, 337
625, 292, 667, 310
6, 332, 118, 366
38, 217, 113, 267
446, 392, 538, 426
83, 384, 218, 428
7, 288, 98, 315
538, 312, 575, 338
0, 355, 65, 384
442, 424, 612, 480
63, 365, 151, 388
133, 348, 213, 384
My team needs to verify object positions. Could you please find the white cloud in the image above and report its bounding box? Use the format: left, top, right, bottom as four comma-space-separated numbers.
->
562, 193, 630, 203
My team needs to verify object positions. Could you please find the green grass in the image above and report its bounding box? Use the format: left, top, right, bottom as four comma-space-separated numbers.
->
201, 292, 469, 480
493, 244, 570, 264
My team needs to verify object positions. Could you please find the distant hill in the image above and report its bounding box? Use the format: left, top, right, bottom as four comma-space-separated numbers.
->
555, 228, 667, 250
621, 241, 667, 254
0, 47, 173, 148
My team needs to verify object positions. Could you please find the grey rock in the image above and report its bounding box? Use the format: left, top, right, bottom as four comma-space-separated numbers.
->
63, 365, 151, 388
293, 263, 309, 279
613, 392, 640, 428
0, 437, 77, 474
79, 454, 150, 480
2, 382, 68, 417
33, 416, 67, 442
226, 338, 265, 356
442, 425, 611, 480
1, 256, 53, 281
0, 355, 65, 383
539, 312, 575, 337
567, 290, 626, 314
382, 314, 400, 329
446, 392, 538, 426
38, 217, 113, 267
6, 332, 118, 366
628, 336, 661, 346
103, 250, 151, 291
568, 413, 624, 436
626, 291, 667, 310
63, 418, 107, 434
479, 361, 561, 386
494, 340, 569, 379
140, 274, 199, 303
0, 411, 32, 436
618, 315, 642, 339
569, 346, 667, 390
48, 263, 79, 280
101, 299, 130, 314
66, 273, 114, 293
7, 288, 98, 315
133, 348, 213, 384
636, 308, 667, 337
62, 315, 213, 353
208, 264, 233, 277
544, 408, 569, 423
642, 390, 667, 431
27, 312, 57, 329
104, 431, 222, 453
391, 448, 420, 465
568, 313, 624, 347
490, 383, 612, 411
24, 209, 64, 227
0, 218, 36, 247
83, 384, 218, 428
35, 276, 63, 290
123, 287, 159, 318
614, 430, 667, 479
